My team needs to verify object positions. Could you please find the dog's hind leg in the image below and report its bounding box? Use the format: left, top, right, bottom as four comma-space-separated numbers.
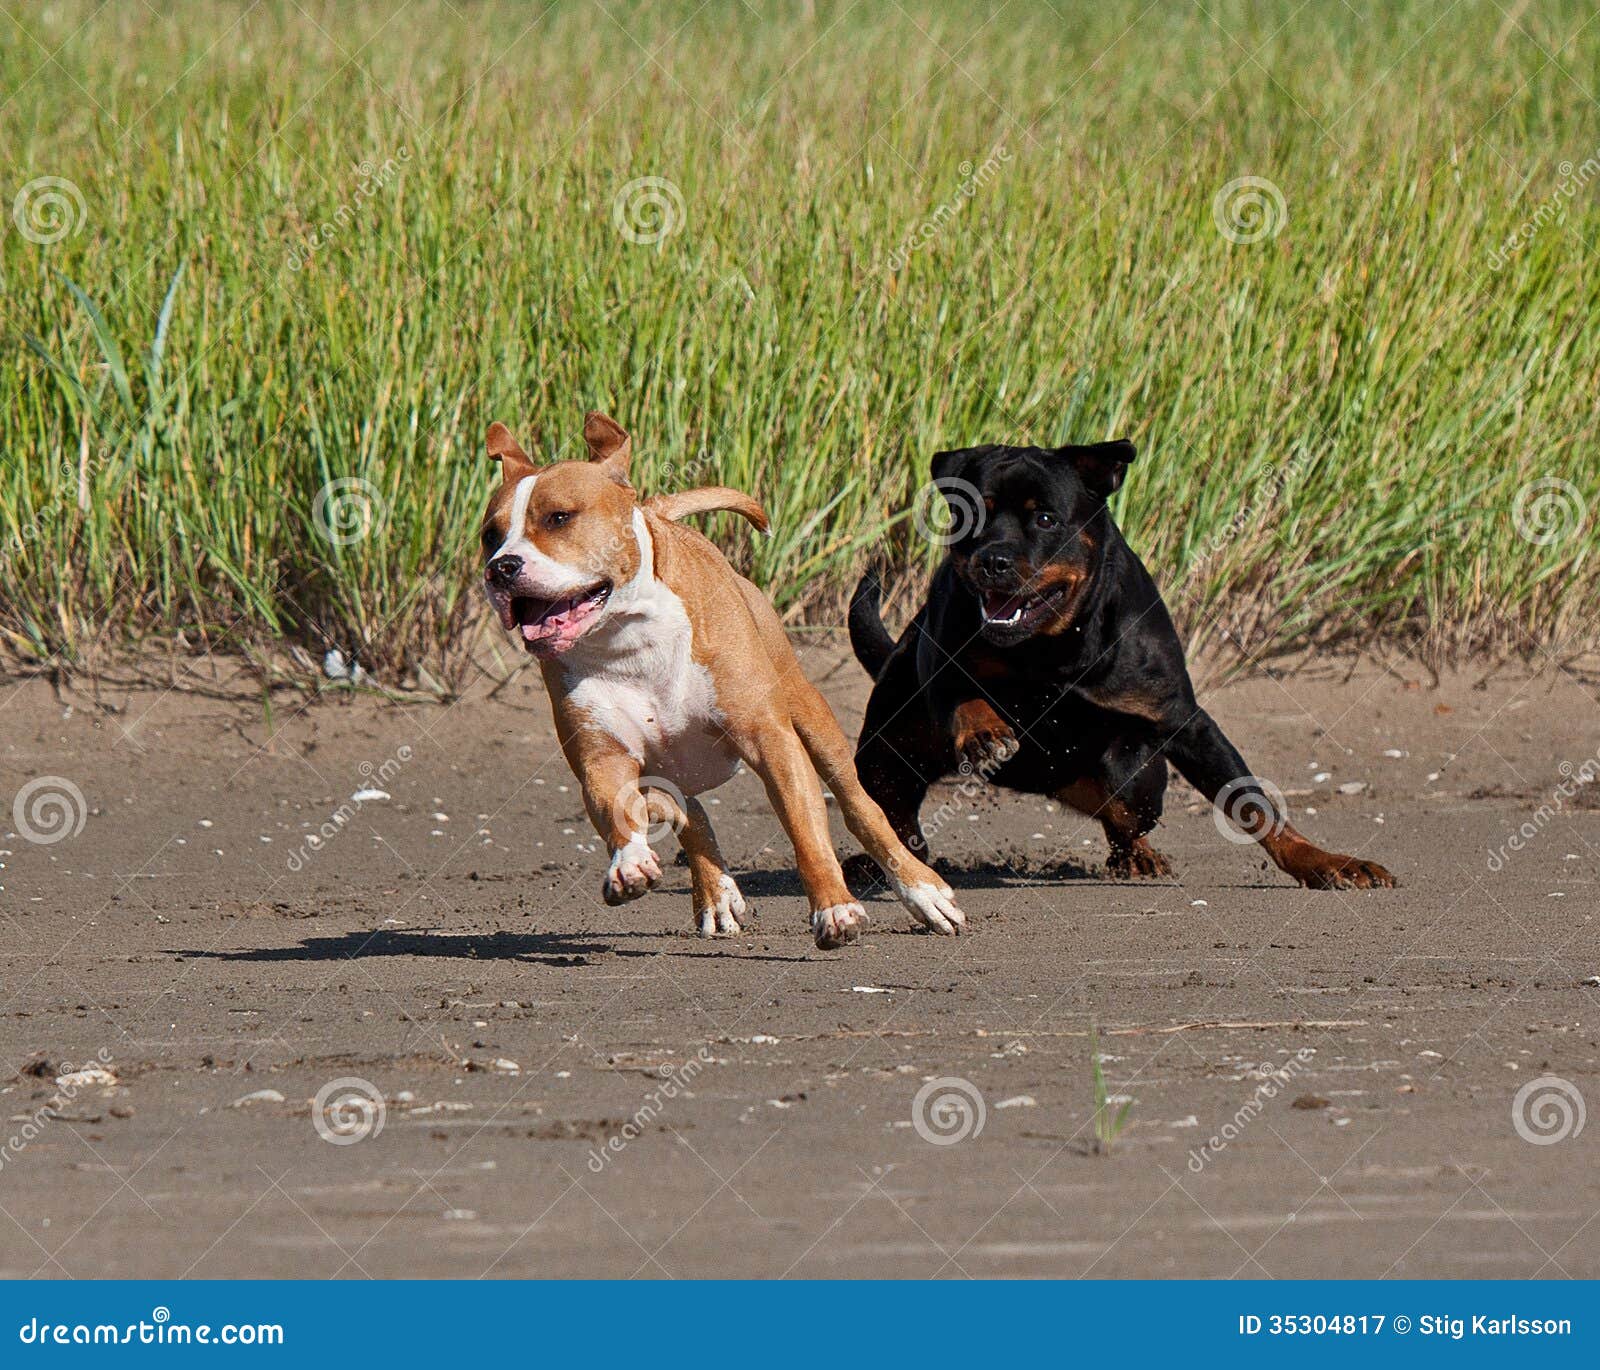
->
1163, 706, 1395, 889
733, 720, 872, 949
788, 681, 965, 937
677, 795, 746, 937
850, 664, 952, 864
1058, 749, 1172, 879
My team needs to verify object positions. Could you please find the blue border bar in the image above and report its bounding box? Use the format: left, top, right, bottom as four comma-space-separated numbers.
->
0, 1281, 1589, 1363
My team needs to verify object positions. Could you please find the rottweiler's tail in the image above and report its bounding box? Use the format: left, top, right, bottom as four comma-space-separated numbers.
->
644, 487, 770, 534
849, 568, 895, 679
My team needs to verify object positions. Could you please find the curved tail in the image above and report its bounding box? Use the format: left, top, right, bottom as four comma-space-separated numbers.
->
644, 486, 770, 534
849, 568, 895, 679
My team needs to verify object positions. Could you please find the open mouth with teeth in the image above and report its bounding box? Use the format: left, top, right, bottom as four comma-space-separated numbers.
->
978, 582, 1075, 638
507, 581, 613, 656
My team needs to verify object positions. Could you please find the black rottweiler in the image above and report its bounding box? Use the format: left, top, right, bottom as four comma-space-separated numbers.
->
848, 438, 1395, 891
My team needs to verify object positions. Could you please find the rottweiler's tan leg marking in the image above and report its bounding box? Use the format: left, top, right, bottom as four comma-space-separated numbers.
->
950, 698, 1020, 773
1254, 821, 1395, 890
1057, 776, 1173, 880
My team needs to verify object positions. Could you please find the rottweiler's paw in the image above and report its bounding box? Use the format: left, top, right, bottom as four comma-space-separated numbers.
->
695, 873, 746, 936
811, 902, 868, 949
892, 880, 966, 935
1107, 842, 1173, 879
957, 727, 1020, 775
1298, 854, 1396, 890
603, 836, 661, 905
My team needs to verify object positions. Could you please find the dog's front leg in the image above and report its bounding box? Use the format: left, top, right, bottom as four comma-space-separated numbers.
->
1164, 706, 1396, 890
949, 697, 1020, 773
738, 724, 867, 950
564, 741, 665, 906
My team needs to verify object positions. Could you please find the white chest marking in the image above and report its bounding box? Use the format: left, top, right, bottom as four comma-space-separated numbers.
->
560, 512, 739, 795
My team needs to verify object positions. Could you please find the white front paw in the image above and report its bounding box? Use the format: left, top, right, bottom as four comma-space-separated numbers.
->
892, 880, 966, 936
603, 834, 661, 905
696, 873, 747, 937
811, 902, 868, 950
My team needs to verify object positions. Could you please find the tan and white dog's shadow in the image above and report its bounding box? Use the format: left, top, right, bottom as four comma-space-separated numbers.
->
172, 929, 620, 967
170, 926, 810, 966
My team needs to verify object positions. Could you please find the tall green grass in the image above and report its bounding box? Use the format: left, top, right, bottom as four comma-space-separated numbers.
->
2, 0, 1597, 682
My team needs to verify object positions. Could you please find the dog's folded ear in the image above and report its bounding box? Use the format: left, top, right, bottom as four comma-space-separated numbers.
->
583, 412, 633, 484
486, 421, 537, 480
930, 446, 976, 488
1057, 439, 1136, 499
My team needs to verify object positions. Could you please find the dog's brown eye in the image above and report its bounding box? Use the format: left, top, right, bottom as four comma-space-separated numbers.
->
544, 510, 574, 530
1035, 511, 1060, 530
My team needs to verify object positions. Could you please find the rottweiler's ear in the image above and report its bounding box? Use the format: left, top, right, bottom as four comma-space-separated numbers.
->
1057, 438, 1136, 499
486, 422, 537, 482
931, 446, 976, 489
583, 411, 632, 482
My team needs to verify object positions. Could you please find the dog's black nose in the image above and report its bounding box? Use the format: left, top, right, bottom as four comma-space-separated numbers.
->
487, 554, 523, 587
973, 548, 1015, 581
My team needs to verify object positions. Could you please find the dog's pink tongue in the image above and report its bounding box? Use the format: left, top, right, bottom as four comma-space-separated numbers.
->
521, 593, 596, 653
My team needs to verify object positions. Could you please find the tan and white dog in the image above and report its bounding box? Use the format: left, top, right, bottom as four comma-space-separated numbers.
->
479, 412, 966, 950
